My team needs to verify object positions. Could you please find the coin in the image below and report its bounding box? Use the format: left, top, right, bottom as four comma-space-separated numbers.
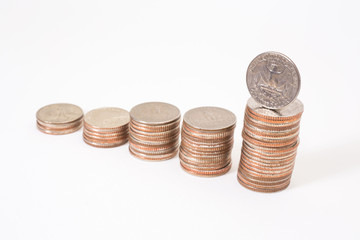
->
183, 106, 236, 131
246, 97, 304, 120
83, 136, 128, 148
246, 52, 301, 109
84, 107, 130, 130
180, 161, 232, 177
129, 146, 178, 161
129, 102, 181, 161
237, 97, 303, 192
83, 107, 130, 148
37, 103, 83, 124
36, 103, 83, 135
130, 102, 180, 125
37, 121, 83, 135
179, 106, 236, 177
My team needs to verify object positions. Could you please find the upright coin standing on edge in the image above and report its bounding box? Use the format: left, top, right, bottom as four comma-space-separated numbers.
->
246, 52, 301, 110
179, 107, 236, 177
36, 103, 84, 135
129, 102, 181, 161
83, 107, 130, 148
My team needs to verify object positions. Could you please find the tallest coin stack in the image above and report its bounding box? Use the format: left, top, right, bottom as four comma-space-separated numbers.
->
237, 52, 304, 192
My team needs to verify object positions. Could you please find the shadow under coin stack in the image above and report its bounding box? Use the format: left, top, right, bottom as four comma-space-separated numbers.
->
83, 107, 130, 148
238, 51, 303, 192
180, 107, 236, 177
129, 102, 181, 161
36, 103, 83, 135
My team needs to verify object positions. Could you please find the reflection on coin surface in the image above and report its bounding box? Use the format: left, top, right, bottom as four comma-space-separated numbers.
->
84, 107, 130, 129
246, 52, 301, 109
183, 107, 236, 131
130, 102, 180, 125
37, 103, 83, 124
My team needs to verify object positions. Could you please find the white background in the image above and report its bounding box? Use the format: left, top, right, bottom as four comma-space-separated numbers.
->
1, 0, 360, 239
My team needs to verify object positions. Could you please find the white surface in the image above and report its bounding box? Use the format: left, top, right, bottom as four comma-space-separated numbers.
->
1, 0, 360, 239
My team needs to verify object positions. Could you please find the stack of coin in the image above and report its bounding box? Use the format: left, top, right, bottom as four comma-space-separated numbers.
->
36, 103, 83, 135
179, 107, 236, 177
83, 107, 130, 148
129, 102, 181, 160
237, 98, 303, 192
238, 51, 303, 192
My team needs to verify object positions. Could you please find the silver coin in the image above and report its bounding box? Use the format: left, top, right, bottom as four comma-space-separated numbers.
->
37, 118, 83, 129
129, 143, 179, 155
83, 137, 128, 148
246, 52, 301, 109
238, 171, 292, 184
180, 158, 231, 170
84, 107, 130, 129
129, 146, 178, 161
37, 122, 83, 135
130, 102, 180, 125
247, 97, 304, 118
183, 107, 236, 131
36, 103, 83, 124
83, 130, 128, 140
129, 125, 179, 138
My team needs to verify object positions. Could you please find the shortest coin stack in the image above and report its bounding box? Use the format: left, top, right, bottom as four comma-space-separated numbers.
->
36, 103, 83, 135
83, 107, 130, 148
237, 98, 304, 192
180, 107, 236, 177
129, 102, 181, 161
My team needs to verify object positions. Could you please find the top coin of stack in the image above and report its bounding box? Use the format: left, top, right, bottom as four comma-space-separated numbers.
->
129, 102, 181, 161
36, 103, 83, 135
83, 107, 130, 148
179, 107, 236, 177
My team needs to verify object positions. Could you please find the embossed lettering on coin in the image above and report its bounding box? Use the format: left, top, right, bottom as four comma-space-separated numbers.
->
246, 52, 301, 109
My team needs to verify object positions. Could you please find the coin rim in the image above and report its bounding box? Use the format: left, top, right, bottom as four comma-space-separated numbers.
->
246, 51, 301, 109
